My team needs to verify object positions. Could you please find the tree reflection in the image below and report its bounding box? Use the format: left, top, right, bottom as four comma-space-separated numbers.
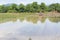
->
49, 17, 60, 23
0, 13, 60, 23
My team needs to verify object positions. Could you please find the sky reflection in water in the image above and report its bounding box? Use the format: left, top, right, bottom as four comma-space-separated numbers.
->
0, 18, 60, 40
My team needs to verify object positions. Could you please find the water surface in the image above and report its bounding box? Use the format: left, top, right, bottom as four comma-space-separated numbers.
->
0, 18, 60, 40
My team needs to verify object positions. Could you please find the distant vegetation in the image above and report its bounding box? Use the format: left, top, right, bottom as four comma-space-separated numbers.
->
0, 2, 60, 13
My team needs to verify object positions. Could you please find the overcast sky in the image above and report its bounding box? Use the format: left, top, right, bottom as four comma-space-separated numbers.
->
0, 0, 60, 5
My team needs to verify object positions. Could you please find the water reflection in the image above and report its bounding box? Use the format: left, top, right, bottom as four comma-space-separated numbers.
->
0, 13, 60, 23
49, 17, 60, 23
0, 18, 60, 40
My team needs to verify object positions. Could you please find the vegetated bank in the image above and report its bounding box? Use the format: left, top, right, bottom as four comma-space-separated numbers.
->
0, 2, 60, 13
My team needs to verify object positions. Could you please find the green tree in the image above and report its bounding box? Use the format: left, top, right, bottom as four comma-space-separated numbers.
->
40, 3, 48, 12
0, 2, 60, 13
49, 3, 60, 12
18, 4, 25, 12
0, 5, 8, 13
7, 4, 18, 13
55, 3, 60, 12
31, 2, 40, 12
25, 4, 32, 12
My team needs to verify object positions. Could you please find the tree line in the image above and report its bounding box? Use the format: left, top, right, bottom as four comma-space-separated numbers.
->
0, 2, 60, 13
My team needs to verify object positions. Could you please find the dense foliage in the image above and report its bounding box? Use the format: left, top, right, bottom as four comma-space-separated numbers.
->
0, 2, 60, 13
